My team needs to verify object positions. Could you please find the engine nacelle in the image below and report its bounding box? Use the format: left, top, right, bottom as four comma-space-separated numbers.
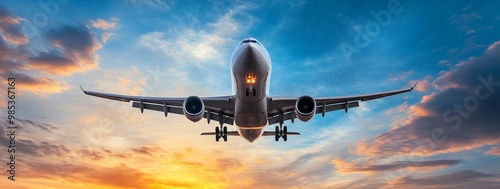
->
183, 96, 205, 122
295, 96, 316, 122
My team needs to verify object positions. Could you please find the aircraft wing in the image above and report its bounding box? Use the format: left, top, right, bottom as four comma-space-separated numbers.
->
267, 83, 416, 125
80, 86, 235, 125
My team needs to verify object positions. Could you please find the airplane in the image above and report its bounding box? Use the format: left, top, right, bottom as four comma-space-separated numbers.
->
81, 37, 416, 143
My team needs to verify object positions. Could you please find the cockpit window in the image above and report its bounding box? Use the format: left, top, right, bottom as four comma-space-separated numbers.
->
242, 39, 262, 46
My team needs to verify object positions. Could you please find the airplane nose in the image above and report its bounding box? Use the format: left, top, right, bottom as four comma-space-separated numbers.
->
237, 127, 264, 143
242, 44, 259, 58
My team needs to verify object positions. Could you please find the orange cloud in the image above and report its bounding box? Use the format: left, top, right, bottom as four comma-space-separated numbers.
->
408, 104, 433, 117
411, 76, 432, 92
485, 146, 500, 156
20, 162, 165, 189
332, 158, 460, 174
0, 8, 101, 97
28, 25, 101, 76
486, 41, 500, 53
15, 74, 69, 95
351, 41, 500, 158
387, 170, 498, 188
131, 146, 165, 156
90, 18, 119, 30
0, 6, 28, 45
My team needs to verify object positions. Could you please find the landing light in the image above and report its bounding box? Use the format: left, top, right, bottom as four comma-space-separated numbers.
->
246, 74, 256, 84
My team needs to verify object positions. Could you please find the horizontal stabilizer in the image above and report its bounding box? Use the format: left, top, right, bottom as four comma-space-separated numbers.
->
201, 131, 300, 136
201, 131, 240, 136
262, 131, 300, 136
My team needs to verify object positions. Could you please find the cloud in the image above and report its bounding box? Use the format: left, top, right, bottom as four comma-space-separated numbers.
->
17, 118, 58, 131
15, 73, 69, 95
332, 159, 461, 173
0, 39, 68, 96
288, 0, 309, 7
28, 25, 101, 75
90, 18, 118, 30
0, 5, 28, 45
90, 18, 119, 43
101, 32, 113, 43
130, 0, 172, 12
92, 66, 147, 96
0, 7, 102, 95
353, 41, 500, 157
76, 149, 105, 160
389, 70, 414, 81
388, 170, 498, 188
486, 41, 500, 52
0, 120, 68, 158
1, 133, 69, 159
450, 11, 482, 35
485, 146, 500, 156
411, 76, 432, 92
131, 146, 165, 156
24, 162, 166, 189
134, 3, 256, 96
137, 4, 254, 67
438, 60, 450, 65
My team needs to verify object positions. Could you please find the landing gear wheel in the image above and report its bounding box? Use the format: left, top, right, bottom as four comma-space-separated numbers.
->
275, 126, 280, 141
216, 135, 220, 142
283, 126, 288, 135
215, 127, 220, 136
223, 135, 227, 142
283, 134, 287, 141
223, 126, 227, 135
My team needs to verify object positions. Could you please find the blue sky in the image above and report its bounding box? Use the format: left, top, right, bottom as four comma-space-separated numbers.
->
1, 0, 499, 188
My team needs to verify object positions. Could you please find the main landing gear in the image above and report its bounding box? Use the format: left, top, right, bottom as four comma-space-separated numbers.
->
275, 123, 288, 141
215, 113, 228, 142
215, 125, 228, 142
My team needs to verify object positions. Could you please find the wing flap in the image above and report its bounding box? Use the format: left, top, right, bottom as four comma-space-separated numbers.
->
132, 102, 234, 125
317, 101, 359, 114
267, 84, 415, 124
132, 102, 183, 114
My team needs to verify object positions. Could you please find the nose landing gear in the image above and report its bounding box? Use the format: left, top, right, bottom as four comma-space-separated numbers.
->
246, 86, 256, 96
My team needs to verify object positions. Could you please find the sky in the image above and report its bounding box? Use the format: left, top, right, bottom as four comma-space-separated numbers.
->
0, 0, 499, 188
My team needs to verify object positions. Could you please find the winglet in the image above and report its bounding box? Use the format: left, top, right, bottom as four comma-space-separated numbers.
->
411, 81, 418, 90
79, 85, 88, 94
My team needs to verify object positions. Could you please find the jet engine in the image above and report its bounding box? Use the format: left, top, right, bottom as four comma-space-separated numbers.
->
183, 96, 205, 122
295, 96, 316, 122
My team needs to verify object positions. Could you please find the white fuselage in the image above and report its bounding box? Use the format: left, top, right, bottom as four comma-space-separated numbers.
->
230, 38, 271, 142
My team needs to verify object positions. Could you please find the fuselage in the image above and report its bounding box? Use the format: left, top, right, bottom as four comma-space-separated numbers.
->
230, 38, 271, 142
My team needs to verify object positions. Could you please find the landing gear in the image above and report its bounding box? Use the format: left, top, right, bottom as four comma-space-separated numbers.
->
274, 123, 288, 141
283, 126, 288, 141
246, 86, 256, 96
275, 126, 279, 141
216, 126, 227, 142
215, 125, 228, 142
